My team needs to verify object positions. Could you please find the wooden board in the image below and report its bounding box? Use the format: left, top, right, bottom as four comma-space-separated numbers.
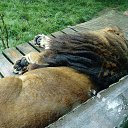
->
51, 31, 65, 38
16, 43, 38, 55
2, 47, 23, 64
61, 28, 77, 35
0, 54, 14, 77
69, 26, 89, 33
76, 11, 128, 34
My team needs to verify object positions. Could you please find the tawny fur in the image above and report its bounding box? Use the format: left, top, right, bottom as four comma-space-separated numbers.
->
0, 67, 94, 128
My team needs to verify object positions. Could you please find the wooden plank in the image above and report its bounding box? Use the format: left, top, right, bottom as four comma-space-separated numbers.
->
0, 54, 14, 77
69, 26, 90, 33
2, 47, 23, 64
76, 10, 128, 34
61, 28, 78, 35
70, 11, 128, 39
47, 34, 55, 39
16, 43, 38, 55
51, 31, 65, 38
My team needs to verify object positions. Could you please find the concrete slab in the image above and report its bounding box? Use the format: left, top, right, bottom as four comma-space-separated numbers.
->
47, 76, 128, 128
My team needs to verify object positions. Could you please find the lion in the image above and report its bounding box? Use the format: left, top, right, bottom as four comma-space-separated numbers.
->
14, 26, 128, 90
0, 26, 127, 128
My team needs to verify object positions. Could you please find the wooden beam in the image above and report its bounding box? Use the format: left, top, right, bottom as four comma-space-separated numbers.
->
0, 54, 14, 77
16, 43, 38, 55
2, 47, 23, 64
69, 26, 89, 33
61, 28, 78, 35
51, 31, 65, 38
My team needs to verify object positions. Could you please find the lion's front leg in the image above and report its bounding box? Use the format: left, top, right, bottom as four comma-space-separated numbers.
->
13, 51, 52, 74
13, 51, 47, 74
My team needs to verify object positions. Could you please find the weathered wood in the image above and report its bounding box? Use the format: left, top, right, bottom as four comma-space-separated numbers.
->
47, 34, 55, 39
69, 26, 89, 33
16, 43, 38, 55
2, 47, 23, 64
61, 28, 78, 35
51, 31, 65, 38
75, 10, 128, 39
0, 54, 14, 76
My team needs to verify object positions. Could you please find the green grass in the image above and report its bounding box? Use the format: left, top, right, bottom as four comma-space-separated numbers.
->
0, 0, 128, 50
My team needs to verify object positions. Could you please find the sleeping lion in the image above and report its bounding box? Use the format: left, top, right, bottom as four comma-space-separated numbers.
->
0, 26, 128, 128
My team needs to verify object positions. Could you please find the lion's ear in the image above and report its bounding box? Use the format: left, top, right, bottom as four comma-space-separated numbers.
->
106, 26, 121, 33
105, 26, 124, 37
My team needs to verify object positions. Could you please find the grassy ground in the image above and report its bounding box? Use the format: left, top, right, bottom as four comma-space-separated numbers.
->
0, 0, 128, 50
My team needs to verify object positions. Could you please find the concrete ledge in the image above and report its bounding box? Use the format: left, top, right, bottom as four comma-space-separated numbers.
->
47, 76, 128, 128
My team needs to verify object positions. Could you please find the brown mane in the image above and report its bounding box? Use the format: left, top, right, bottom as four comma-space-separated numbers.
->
41, 27, 128, 90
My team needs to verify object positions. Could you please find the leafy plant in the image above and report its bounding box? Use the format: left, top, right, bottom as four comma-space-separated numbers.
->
0, 0, 127, 50
0, 14, 9, 49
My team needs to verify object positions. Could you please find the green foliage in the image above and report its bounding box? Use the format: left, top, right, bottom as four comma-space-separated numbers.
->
0, 14, 9, 49
0, 0, 128, 50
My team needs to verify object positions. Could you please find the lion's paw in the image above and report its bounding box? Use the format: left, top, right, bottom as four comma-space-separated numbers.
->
34, 34, 51, 49
13, 57, 29, 74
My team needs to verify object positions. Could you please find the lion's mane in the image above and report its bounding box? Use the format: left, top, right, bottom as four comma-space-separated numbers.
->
42, 27, 128, 90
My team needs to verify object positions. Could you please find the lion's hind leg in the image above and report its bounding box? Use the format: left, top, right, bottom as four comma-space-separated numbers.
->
0, 77, 22, 103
